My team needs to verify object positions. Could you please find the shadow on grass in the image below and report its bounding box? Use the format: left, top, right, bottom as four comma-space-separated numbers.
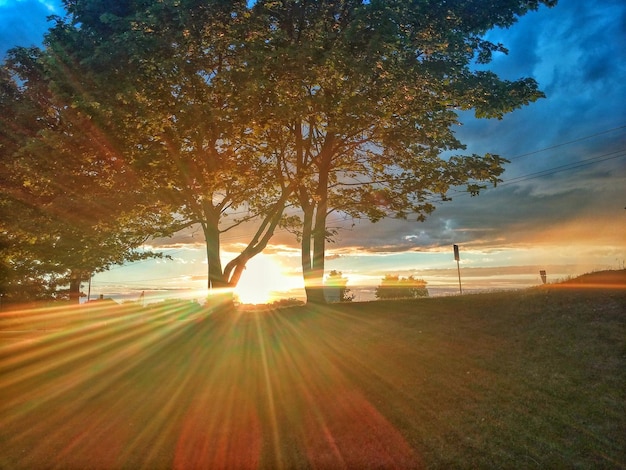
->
1, 286, 624, 468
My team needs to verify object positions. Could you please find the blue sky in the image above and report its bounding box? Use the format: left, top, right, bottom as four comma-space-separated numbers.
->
2, 0, 625, 303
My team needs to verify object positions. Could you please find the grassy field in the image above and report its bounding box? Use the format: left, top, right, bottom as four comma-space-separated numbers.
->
1, 275, 624, 469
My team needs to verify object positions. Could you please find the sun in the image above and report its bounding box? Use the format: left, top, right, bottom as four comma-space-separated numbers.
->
234, 255, 284, 304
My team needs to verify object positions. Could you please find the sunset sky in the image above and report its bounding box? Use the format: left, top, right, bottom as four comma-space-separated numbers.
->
2, 0, 625, 303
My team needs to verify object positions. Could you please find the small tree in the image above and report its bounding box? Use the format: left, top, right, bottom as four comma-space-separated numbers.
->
1, 48, 167, 303
375, 275, 429, 300
325, 270, 355, 303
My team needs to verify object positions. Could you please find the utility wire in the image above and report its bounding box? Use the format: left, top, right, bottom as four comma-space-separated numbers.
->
507, 124, 626, 161
498, 150, 625, 187
424, 149, 625, 205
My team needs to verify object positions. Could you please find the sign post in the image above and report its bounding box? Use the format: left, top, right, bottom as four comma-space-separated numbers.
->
453, 244, 462, 294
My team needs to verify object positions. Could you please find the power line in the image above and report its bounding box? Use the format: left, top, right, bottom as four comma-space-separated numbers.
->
498, 149, 626, 187
507, 124, 626, 161
425, 148, 625, 205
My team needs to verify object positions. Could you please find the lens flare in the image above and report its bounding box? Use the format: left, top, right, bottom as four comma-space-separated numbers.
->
1, 302, 424, 468
234, 255, 286, 304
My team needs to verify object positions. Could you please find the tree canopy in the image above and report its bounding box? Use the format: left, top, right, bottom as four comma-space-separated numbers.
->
1, 0, 557, 304
0, 47, 166, 303
243, 0, 554, 302
40, 0, 296, 296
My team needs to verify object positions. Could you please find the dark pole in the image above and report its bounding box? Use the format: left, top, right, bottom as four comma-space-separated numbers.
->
454, 244, 462, 294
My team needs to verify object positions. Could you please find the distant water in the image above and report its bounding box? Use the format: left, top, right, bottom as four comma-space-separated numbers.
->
343, 285, 527, 302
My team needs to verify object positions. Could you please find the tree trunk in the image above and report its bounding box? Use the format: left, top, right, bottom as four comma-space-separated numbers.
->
199, 186, 291, 309
301, 206, 326, 304
201, 222, 234, 308
222, 194, 289, 288
302, 145, 332, 305
307, 211, 328, 304
68, 271, 82, 304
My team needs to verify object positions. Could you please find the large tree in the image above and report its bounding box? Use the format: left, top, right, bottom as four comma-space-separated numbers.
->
35, 0, 297, 300
243, 0, 555, 303
3, 0, 557, 306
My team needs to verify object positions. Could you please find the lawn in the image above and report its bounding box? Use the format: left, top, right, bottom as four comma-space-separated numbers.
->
1, 281, 624, 469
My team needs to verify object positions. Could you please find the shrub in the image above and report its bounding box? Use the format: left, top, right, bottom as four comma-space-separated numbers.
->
325, 270, 355, 302
270, 298, 306, 308
375, 275, 429, 300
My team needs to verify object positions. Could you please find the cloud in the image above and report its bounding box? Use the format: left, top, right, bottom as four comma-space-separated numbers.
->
326, 167, 625, 255
392, 0, 626, 259
464, 0, 626, 163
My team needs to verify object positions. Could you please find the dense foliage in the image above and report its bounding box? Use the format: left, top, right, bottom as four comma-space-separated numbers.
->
245, 0, 554, 302
0, 49, 165, 303
0, 0, 557, 304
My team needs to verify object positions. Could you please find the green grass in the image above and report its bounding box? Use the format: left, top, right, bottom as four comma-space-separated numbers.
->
1, 286, 624, 469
